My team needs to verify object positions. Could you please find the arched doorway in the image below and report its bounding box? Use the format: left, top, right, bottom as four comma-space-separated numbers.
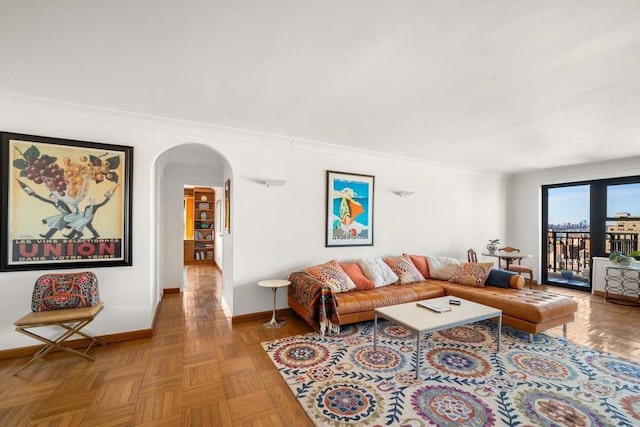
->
152, 143, 233, 314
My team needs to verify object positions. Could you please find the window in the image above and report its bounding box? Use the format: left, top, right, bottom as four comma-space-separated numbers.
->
542, 175, 640, 290
605, 182, 640, 254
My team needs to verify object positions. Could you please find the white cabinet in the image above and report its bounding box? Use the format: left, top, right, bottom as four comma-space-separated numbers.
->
592, 256, 613, 295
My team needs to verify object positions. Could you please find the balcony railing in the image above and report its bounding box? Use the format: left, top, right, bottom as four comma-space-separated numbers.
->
546, 231, 639, 278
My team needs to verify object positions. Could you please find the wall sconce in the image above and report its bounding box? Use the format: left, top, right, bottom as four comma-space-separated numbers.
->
263, 179, 287, 188
394, 190, 415, 198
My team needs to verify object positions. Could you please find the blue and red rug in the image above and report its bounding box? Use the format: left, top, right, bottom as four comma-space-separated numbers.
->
262, 320, 640, 426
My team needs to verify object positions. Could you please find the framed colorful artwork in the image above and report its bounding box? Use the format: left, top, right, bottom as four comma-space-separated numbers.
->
325, 170, 374, 247
224, 179, 231, 233
0, 132, 133, 271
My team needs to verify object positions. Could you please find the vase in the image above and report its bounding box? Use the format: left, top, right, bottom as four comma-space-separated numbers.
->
619, 256, 634, 267
486, 244, 498, 254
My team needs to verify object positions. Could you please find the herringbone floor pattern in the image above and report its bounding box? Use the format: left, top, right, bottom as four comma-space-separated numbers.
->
0, 265, 638, 426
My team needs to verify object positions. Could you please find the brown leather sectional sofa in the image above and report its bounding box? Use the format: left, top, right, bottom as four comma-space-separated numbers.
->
288, 271, 578, 342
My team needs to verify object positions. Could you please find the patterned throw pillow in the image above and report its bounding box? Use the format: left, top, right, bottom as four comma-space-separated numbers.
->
426, 256, 461, 280
31, 271, 100, 312
339, 263, 375, 290
304, 260, 356, 293
404, 254, 430, 278
357, 257, 399, 287
449, 262, 494, 287
384, 255, 425, 284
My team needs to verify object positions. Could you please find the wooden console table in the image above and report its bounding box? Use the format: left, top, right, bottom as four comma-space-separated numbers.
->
604, 265, 640, 306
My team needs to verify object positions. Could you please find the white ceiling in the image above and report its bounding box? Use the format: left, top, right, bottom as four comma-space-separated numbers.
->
1, 0, 640, 174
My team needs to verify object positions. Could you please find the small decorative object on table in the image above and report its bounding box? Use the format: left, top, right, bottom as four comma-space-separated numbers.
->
417, 301, 451, 312
610, 251, 636, 267
486, 239, 500, 254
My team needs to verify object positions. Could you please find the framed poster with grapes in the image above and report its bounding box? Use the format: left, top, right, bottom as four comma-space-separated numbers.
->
0, 132, 133, 271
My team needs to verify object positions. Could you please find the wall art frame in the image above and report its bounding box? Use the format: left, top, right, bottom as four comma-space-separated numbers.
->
224, 179, 231, 233
325, 170, 374, 247
0, 132, 133, 271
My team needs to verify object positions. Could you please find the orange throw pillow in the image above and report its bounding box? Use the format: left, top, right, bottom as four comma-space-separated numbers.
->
340, 263, 375, 290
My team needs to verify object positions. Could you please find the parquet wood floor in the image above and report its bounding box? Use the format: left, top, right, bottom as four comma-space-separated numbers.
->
1, 265, 638, 426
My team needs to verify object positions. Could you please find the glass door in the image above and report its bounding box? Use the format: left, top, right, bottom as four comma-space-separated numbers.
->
542, 185, 591, 290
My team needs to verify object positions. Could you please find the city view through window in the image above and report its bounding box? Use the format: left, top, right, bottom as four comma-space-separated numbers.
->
548, 185, 590, 232
549, 183, 640, 231
546, 182, 640, 289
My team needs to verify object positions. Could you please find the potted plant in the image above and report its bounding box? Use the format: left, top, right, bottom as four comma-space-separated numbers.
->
609, 251, 635, 267
486, 239, 500, 254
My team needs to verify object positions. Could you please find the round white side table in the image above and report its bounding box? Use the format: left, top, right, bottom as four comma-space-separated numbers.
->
257, 279, 291, 328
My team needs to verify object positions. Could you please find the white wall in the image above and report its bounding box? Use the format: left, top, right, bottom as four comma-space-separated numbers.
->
0, 93, 507, 350
508, 156, 640, 282
230, 140, 508, 314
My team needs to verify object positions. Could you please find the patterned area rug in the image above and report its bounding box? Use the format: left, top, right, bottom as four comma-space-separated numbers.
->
262, 320, 640, 426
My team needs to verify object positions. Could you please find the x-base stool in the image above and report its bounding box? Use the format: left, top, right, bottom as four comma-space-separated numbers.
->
13, 301, 105, 375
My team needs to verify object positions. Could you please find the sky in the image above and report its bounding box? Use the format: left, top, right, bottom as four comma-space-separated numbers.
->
548, 183, 640, 224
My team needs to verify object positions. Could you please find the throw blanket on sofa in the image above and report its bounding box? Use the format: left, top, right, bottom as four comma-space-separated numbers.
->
288, 272, 340, 335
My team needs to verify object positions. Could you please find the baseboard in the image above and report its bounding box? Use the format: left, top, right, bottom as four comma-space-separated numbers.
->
232, 307, 293, 324
593, 289, 640, 303
0, 329, 152, 361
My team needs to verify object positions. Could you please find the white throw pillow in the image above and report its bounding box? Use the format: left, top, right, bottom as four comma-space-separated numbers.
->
357, 257, 399, 287
426, 256, 461, 280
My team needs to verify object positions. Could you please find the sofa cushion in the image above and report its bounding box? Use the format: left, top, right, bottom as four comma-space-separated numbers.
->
404, 254, 430, 278
432, 280, 577, 324
339, 262, 375, 290
384, 255, 425, 284
508, 274, 526, 290
335, 282, 445, 315
304, 260, 356, 293
449, 262, 493, 287
357, 257, 399, 287
426, 256, 461, 280
485, 269, 524, 289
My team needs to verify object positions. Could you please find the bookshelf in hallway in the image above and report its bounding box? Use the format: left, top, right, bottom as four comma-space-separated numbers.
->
186, 187, 215, 264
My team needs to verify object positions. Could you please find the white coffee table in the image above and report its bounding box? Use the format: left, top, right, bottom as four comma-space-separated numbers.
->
374, 296, 502, 378
257, 279, 291, 328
